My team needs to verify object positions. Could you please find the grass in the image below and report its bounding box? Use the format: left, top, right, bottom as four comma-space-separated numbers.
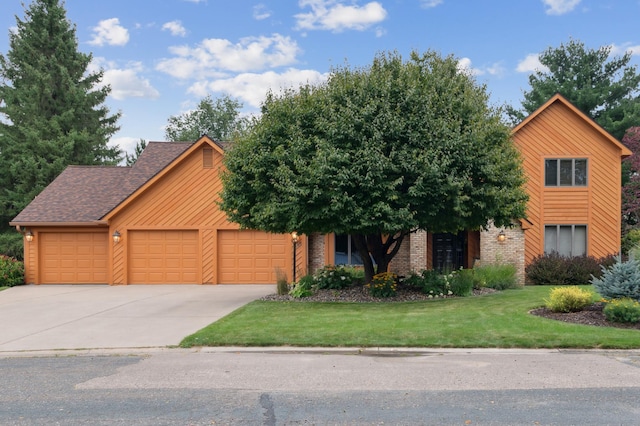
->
181, 286, 640, 349
0, 286, 8, 292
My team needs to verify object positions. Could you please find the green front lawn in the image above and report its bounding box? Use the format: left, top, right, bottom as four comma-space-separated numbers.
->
181, 286, 640, 349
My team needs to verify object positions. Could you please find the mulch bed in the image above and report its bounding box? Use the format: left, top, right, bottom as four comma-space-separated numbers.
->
530, 302, 640, 330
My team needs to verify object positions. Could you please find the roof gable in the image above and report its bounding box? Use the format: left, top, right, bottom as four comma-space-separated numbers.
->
10, 140, 203, 225
512, 93, 632, 157
102, 135, 223, 221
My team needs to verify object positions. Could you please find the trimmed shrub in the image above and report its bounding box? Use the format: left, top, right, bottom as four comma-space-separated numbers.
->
544, 286, 593, 313
314, 265, 358, 290
289, 274, 315, 298
366, 272, 398, 298
0, 255, 25, 287
473, 264, 518, 290
526, 253, 616, 285
448, 269, 474, 296
0, 232, 24, 261
621, 228, 640, 256
603, 298, 640, 323
591, 258, 640, 301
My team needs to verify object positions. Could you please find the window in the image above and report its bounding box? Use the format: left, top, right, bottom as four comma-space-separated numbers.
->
544, 225, 587, 257
334, 234, 364, 265
544, 159, 587, 186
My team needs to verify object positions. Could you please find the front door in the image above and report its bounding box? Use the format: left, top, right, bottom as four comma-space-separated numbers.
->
432, 232, 466, 272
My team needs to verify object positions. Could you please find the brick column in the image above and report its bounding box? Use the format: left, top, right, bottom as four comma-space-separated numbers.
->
479, 221, 526, 286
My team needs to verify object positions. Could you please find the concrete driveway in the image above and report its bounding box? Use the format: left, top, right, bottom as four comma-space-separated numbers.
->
0, 284, 275, 352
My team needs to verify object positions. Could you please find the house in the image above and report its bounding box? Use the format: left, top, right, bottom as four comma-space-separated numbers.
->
10, 94, 631, 285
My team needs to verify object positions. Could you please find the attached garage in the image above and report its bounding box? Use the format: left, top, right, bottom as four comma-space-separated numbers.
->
218, 230, 289, 284
128, 230, 198, 284
40, 232, 108, 284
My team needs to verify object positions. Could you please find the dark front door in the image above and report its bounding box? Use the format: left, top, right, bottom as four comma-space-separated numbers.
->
432, 232, 466, 272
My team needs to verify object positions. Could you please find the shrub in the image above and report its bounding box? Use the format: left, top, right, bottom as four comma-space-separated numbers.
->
313, 265, 363, 289
591, 258, 640, 301
448, 269, 474, 296
289, 275, 315, 298
0, 255, 25, 287
603, 298, 640, 323
544, 286, 594, 313
366, 272, 398, 298
0, 232, 24, 261
275, 267, 289, 295
420, 269, 448, 296
473, 264, 518, 290
621, 228, 640, 256
526, 253, 615, 285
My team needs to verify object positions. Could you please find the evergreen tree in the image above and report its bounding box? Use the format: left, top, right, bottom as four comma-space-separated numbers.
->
125, 139, 147, 166
507, 39, 640, 140
0, 0, 121, 231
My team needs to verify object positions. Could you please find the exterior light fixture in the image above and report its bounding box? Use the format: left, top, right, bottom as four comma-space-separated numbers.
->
291, 232, 299, 283
25, 230, 33, 243
112, 230, 121, 244
497, 230, 506, 243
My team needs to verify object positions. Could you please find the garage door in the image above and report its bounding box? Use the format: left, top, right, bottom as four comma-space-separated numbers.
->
40, 232, 108, 284
128, 231, 198, 284
218, 230, 289, 284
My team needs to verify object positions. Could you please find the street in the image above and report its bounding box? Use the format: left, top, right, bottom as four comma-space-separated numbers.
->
2, 348, 640, 425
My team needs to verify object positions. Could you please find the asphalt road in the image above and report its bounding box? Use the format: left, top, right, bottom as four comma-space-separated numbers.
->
3, 348, 640, 425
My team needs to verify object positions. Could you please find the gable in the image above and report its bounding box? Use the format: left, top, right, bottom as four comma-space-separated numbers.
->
105, 137, 231, 227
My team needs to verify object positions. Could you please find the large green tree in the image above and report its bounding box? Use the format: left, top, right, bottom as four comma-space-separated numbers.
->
0, 0, 121, 232
165, 94, 250, 142
220, 50, 528, 283
507, 39, 640, 140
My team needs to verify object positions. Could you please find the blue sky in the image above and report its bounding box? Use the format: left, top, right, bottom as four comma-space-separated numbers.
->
1, 0, 639, 156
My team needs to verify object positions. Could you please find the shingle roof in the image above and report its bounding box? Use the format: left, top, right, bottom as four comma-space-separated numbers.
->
10, 141, 193, 225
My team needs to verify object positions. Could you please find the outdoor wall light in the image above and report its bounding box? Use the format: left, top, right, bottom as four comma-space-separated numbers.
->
497, 230, 506, 243
112, 230, 121, 244
25, 230, 33, 243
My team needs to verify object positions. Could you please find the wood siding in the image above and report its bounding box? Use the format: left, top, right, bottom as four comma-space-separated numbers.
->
513, 97, 626, 265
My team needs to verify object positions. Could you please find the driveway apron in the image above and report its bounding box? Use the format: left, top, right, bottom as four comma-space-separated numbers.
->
0, 284, 274, 352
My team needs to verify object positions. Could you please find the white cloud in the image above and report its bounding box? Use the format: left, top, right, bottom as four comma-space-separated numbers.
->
88, 18, 130, 46
295, 0, 387, 32
420, 0, 443, 8
542, 0, 581, 15
610, 43, 640, 57
253, 4, 272, 20
187, 68, 329, 108
162, 20, 187, 37
91, 58, 160, 100
156, 34, 300, 79
457, 58, 505, 77
516, 53, 550, 73
109, 136, 139, 156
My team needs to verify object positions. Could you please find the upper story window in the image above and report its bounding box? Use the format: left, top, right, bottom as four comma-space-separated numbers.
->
544, 158, 587, 187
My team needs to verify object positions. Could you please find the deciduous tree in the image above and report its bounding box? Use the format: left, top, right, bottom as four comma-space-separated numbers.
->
220, 50, 528, 283
165, 95, 250, 142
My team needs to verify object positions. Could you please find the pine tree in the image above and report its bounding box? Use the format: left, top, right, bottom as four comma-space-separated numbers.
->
0, 0, 121, 231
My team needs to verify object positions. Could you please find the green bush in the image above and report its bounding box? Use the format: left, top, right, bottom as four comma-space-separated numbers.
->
603, 298, 640, 323
314, 265, 359, 289
473, 264, 518, 290
0, 255, 25, 287
366, 272, 398, 298
591, 258, 640, 301
526, 253, 615, 285
621, 228, 640, 256
0, 232, 24, 261
289, 274, 315, 298
448, 269, 474, 296
544, 286, 593, 313
420, 269, 448, 296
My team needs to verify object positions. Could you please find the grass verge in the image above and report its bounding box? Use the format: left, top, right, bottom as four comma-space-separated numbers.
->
180, 286, 640, 349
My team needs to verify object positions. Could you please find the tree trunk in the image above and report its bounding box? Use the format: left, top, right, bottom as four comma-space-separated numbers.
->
352, 233, 407, 283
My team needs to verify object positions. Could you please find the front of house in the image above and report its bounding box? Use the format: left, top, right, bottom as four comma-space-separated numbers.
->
10, 95, 631, 285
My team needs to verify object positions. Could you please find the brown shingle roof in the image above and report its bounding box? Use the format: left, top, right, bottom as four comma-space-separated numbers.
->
10, 141, 193, 225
